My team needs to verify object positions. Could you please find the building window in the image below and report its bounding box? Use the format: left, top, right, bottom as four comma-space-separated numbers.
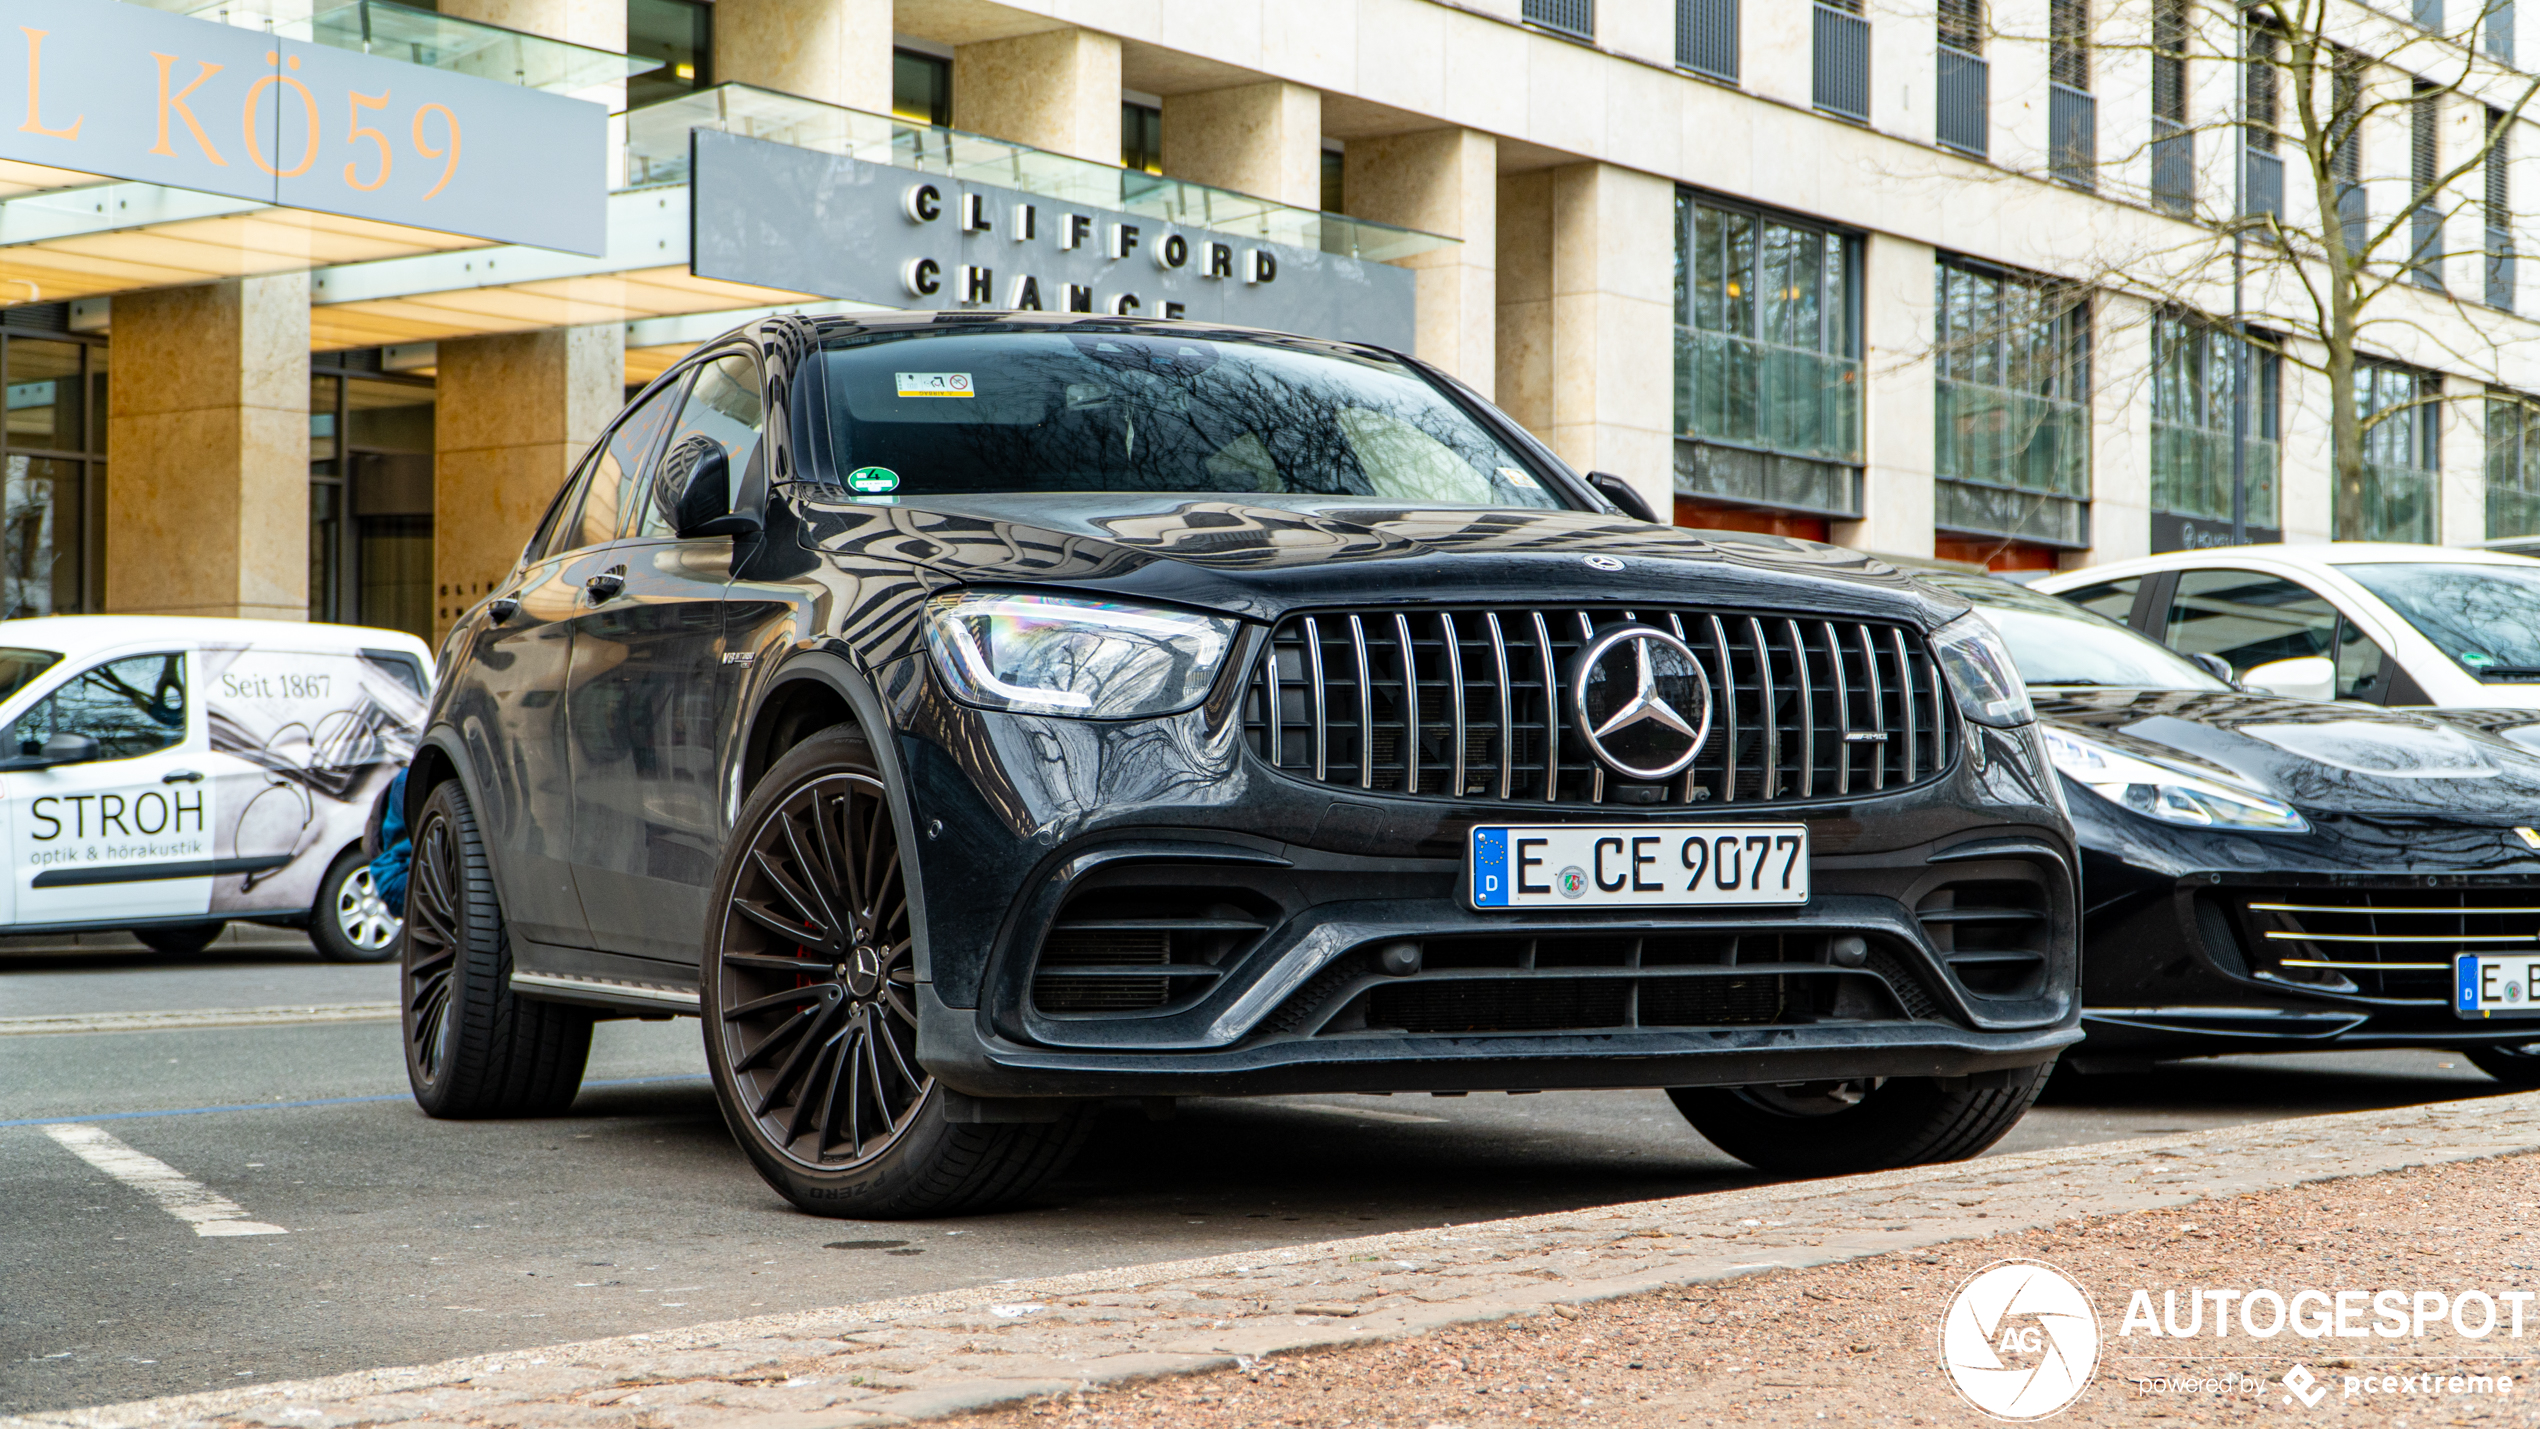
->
2416, 0, 2444, 29
1122, 101, 1163, 175
1937, 0, 1988, 157
892, 48, 951, 127
2151, 0, 2191, 213
1935, 255, 2091, 548
2331, 49, 2365, 255
2487, 392, 2540, 537
2150, 313, 2279, 537
2412, 79, 2444, 290
310, 364, 436, 644
2352, 360, 2440, 542
2491, 0, 2517, 62
2245, 23, 2284, 223
1523, 0, 1595, 40
1678, 0, 1739, 82
625, 0, 710, 111
2490, 107, 2515, 309
0, 330, 102, 622
2049, 0, 2094, 188
1814, 0, 1871, 122
1321, 144, 1344, 212
1672, 192, 1863, 520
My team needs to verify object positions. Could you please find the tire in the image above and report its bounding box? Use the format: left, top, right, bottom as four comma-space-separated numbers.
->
1669, 1062, 2053, 1177
2467, 1043, 2540, 1088
134, 922, 226, 956
311, 845, 401, 963
702, 725, 1089, 1218
401, 778, 593, 1118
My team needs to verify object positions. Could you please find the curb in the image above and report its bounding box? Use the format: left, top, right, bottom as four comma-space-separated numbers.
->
0, 1005, 399, 1037
11, 1088, 2539, 1427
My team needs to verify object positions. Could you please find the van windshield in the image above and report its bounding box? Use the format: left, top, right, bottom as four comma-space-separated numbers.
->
817, 328, 1564, 508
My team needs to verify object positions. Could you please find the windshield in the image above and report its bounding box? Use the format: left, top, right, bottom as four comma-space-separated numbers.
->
818, 328, 1565, 507
2340, 562, 2540, 681
1918, 574, 2228, 691
0, 646, 60, 706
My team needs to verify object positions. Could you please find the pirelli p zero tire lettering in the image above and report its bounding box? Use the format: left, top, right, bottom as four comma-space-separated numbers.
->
401, 779, 593, 1118
1667, 1061, 2054, 1176
702, 725, 1089, 1218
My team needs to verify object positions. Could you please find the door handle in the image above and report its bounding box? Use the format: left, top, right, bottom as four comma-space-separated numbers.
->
162, 770, 204, 784
486, 596, 521, 624
584, 567, 626, 603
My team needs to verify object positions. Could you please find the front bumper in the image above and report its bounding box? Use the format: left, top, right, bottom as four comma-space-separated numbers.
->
2072, 797, 2540, 1062
883, 653, 2081, 1095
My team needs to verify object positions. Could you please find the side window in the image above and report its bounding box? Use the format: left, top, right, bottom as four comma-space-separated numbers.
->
2164, 571, 2336, 674
528, 448, 601, 564
2056, 577, 2142, 628
6, 653, 187, 761
565, 381, 684, 553
638, 353, 765, 538
2163, 569, 2387, 700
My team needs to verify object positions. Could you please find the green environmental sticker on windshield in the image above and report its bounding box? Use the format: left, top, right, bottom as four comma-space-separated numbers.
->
847, 466, 900, 494
2466, 651, 2499, 667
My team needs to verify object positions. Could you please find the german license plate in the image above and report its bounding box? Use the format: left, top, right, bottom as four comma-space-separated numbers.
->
2456, 953, 2540, 1018
1468, 824, 1810, 910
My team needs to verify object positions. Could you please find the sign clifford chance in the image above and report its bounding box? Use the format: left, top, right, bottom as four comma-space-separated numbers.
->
0, 0, 606, 255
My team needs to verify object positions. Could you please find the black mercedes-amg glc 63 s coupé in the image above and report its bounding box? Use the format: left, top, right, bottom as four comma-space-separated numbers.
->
398, 313, 2080, 1215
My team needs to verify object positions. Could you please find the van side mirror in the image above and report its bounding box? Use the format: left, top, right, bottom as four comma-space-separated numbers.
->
1588, 471, 1660, 524
656, 435, 760, 540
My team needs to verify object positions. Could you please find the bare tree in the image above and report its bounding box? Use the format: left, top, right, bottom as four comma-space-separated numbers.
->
1915, 0, 2540, 544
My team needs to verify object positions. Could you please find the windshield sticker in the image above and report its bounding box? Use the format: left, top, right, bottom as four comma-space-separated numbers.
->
1498, 466, 1542, 491
847, 467, 901, 494
2465, 650, 2499, 667
895, 372, 974, 398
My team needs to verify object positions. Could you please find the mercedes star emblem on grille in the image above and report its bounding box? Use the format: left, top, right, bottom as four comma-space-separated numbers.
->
1567, 624, 1712, 780
1583, 554, 1625, 572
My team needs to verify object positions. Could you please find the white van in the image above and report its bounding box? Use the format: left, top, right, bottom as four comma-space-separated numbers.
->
0, 617, 431, 961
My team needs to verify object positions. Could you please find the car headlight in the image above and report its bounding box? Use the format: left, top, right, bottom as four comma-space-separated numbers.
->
1931, 612, 2033, 728
923, 592, 1239, 719
2040, 727, 2309, 833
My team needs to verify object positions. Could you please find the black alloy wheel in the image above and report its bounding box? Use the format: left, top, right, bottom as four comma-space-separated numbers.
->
703, 726, 1089, 1217
401, 779, 592, 1117
1668, 1061, 2053, 1176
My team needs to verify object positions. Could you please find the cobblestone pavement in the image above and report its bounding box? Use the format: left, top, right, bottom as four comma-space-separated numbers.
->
13, 1089, 2538, 1429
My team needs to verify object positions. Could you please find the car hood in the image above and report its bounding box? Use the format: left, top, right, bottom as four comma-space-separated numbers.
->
2032, 687, 2540, 817
790, 493, 1970, 626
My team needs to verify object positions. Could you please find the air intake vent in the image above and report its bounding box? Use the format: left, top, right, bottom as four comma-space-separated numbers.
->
1916, 879, 2051, 996
1028, 890, 1267, 1015
2235, 887, 2540, 1000
1241, 607, 1951, 806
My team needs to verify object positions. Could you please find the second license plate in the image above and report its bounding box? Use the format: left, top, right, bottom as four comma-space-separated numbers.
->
1469, 824, 1809, 910
2456, 953, 2540, 1018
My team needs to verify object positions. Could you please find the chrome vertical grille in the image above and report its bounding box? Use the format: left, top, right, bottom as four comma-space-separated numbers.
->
1241, 606, 1955, 806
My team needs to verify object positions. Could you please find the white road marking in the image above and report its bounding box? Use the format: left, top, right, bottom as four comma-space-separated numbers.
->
0, 1003, 397, 1037
42, 1123, 287, 1236
1279, 1101, 1448, 1124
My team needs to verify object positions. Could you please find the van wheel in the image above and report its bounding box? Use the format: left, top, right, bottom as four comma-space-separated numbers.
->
703, 726, 1089, 1218
401, 779, 592, 1117
312, 845, 401, 963
135, 922, 225, 956
1669, 1063, 2052, 1176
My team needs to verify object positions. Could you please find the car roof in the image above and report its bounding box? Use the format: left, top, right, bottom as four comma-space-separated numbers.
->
0, 616, 432, 661
2039, 542, 2540, 584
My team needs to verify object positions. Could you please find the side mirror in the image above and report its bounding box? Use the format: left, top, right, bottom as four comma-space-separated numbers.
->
655, 434, 760, 540
2241, 654, 2336, 701
1587, 471, 1661, 524
2186, 651, 2245, 689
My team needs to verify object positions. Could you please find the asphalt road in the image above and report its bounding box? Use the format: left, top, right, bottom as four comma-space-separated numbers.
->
0, 940, 2507, 1417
